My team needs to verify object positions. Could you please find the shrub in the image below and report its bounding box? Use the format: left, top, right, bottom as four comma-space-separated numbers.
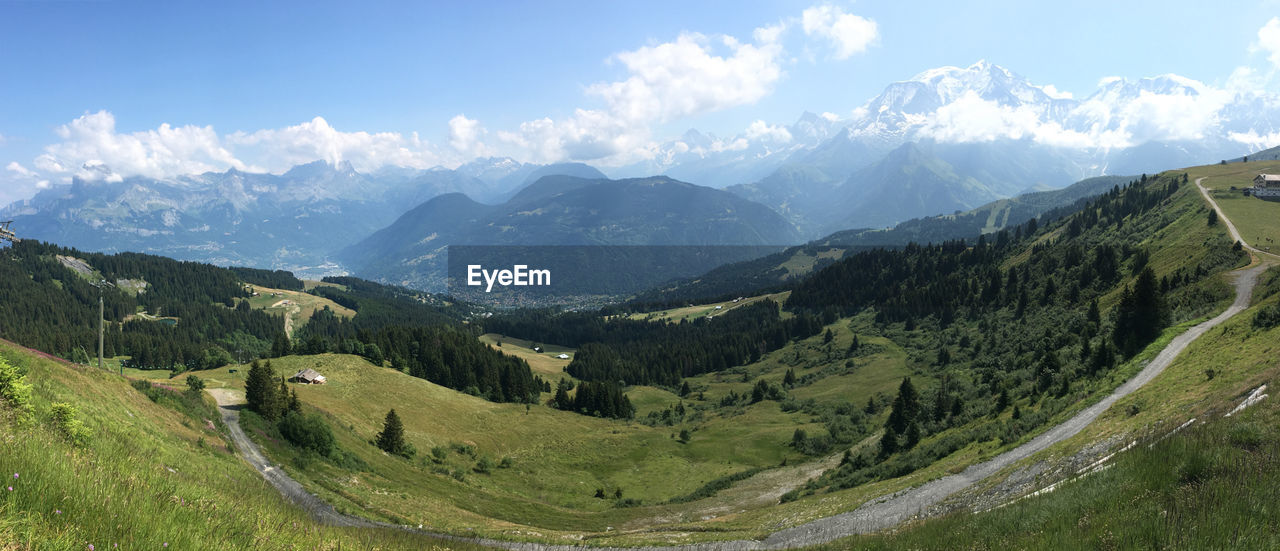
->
277, 411, 336, 457
0, 356, 33, 422
1253, 303, 1280, 330
49, 402, 90, 445
431, 446, 448, 463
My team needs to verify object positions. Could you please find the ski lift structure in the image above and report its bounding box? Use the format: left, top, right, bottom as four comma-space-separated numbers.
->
0, 220, 17, 245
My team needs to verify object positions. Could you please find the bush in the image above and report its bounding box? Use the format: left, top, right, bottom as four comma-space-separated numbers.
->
1253, 303, 1280, 330
49, 402, 90, 445
277, 411, 336, 457
0, 355, 33, 422
431, 446, 448, 463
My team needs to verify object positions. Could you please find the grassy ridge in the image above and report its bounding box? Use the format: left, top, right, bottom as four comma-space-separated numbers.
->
0, 340, 482, 550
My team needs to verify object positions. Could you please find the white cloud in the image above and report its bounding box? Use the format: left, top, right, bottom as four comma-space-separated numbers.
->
21, 112, 444, 189
1041, 84, 1073, 100
447, 114, 491, 156
1229, 130, 1280, 150
918, 73, 1239, 150
500, 23, 789, 164
919, 90, 1126, 149
744, 120, 793, 143
801, 4, 878, 60
1257, 17, 1280, 67
226, 116, 439, 172
6, 161, 34, 177
36, 111, 243, 182
588, 32, 784, 124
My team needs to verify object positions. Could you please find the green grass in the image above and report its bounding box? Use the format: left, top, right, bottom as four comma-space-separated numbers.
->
477, 333, 575, 380
240, 284, 355, 336
822, 390, 1280, 550
0, 340, 485, 550
625, 292, 790, 323
199, 354, 813, 540
1191, 160, 1280, 252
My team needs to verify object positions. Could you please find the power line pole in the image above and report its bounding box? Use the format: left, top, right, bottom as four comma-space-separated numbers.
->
91, 279, 115, 373
99, 293, 105, 371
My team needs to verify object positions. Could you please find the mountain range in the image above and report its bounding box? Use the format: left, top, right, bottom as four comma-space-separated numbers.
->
339, 175, 799, 291
3, 60, 1276, 287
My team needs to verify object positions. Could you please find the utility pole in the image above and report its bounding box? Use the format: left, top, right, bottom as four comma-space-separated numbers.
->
91, 279, 115, 373
99, 293, 105, 371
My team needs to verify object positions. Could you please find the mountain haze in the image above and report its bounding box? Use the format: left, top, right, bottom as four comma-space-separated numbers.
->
340, 175, 801, 291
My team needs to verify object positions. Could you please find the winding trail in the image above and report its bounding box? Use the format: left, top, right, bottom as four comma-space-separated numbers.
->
210, 179, 1274, 549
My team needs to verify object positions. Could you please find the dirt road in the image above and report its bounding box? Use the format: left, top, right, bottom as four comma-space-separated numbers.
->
206, 388, 375, 528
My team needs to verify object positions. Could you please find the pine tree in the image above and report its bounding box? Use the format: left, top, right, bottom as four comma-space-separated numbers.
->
552, 385, 571, 410
287, 388, 301, 413
783, 368, 797, 388
904, 421, 922, 449
244, 359, 280, 420
878, 425, 898, 458
885, 377, 920, 434
276, 376, 290, 415
376, 409, 407, 457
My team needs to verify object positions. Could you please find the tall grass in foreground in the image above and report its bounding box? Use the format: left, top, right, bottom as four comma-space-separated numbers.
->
828, 394, 1280, 550
0, 343, 485, 550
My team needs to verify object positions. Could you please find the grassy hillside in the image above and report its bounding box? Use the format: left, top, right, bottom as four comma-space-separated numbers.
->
1193, 160, 1280, 251
0, 339, 480, 550
181, 170, 1257, 546
828, 265, 1280, 549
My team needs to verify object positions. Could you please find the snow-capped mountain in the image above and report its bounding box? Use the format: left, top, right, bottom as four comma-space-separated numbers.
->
729, 61, 1280, 237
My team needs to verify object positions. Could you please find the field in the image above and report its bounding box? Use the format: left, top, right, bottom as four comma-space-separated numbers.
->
241, 284, 355, 336
626, 291, 791, 323
1190, 160, 1280, 252
0, 339, 482, 550
477, 333, 575, 379
194, 350, 831, 542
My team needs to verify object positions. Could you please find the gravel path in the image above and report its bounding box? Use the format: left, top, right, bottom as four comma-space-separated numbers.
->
209, 179, 1273, 549
206, 388, 376, 528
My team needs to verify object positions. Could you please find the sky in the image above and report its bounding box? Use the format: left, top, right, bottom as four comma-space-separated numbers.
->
2, 0, 1279, 205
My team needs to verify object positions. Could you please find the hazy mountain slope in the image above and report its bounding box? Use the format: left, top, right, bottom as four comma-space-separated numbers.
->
340, 175, 802, 291
633, 173, 1130, 304
0, 160, 611, 277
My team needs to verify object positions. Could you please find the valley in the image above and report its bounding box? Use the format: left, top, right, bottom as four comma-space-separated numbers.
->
6, 8, 1280, 547
4, 162, 1275, 548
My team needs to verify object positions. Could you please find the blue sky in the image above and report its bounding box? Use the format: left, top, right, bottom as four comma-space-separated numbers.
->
2, 0, 1278, 204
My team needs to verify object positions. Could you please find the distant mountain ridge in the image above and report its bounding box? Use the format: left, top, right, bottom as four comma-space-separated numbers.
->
0, 160, 597, 277
339, 175, 802, 291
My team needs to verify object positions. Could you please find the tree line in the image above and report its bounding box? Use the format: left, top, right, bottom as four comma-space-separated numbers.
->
486, 300, 826, 388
